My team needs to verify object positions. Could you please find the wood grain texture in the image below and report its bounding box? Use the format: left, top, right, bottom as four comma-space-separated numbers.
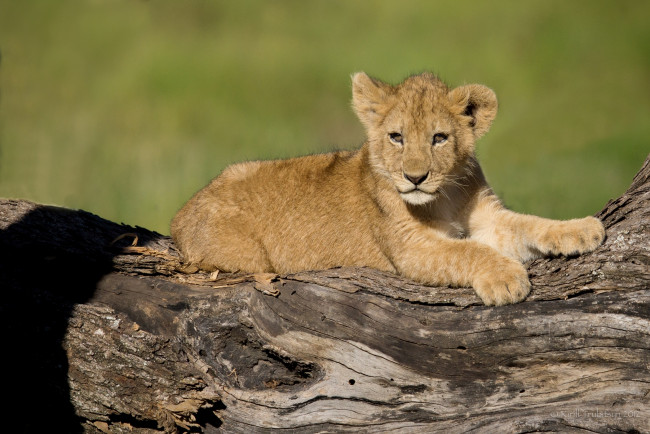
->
0, 154, 648, 433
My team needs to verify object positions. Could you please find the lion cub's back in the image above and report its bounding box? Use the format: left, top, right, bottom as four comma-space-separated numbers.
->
217, 150, 360, 213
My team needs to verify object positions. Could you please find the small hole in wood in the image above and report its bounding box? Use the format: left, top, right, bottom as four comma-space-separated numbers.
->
457, 345, 467, 350
519, 389, 525, 393
348, 379, 355, 385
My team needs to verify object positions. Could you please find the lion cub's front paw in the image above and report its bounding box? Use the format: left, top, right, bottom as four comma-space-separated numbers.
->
473, 258, 531, 306
537, 216, 605, 257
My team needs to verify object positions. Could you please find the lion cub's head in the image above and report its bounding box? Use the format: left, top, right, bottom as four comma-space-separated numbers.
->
352, 72, 497, 205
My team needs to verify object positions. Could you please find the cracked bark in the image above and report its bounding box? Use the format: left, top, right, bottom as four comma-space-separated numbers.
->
1, 154, 648, 433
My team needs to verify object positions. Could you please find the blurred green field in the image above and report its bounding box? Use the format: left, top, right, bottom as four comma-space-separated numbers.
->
1, 0, 648, 234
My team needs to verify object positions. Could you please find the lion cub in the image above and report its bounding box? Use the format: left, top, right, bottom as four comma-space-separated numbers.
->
171, 72, 605, 305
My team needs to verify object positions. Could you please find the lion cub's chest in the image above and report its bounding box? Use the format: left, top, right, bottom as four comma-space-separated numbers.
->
403, 194, 469, 241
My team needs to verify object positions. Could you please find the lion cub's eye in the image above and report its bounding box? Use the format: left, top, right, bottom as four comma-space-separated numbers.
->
388, 132, 403, 145
432, 133, 448, 145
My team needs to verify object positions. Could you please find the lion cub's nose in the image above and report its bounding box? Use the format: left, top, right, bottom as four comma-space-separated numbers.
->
403, 172, 428, 186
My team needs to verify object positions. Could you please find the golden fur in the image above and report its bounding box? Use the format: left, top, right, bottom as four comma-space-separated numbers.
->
171, 72, 605, 305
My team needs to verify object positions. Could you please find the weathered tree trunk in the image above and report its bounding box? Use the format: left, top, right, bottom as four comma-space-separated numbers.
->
1, 155, 648, 433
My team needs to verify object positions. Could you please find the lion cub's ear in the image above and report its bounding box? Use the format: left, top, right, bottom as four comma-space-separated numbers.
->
448, 84, 498, 139
351, 72, 393, 130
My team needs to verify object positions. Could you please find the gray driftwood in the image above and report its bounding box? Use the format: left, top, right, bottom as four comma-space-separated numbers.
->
1, 155, 648, 433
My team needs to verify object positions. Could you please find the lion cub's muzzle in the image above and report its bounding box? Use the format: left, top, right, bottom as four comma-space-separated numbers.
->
398, 171, 437, 205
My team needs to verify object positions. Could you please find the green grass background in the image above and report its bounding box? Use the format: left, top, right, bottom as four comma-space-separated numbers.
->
1, 0, 648, 234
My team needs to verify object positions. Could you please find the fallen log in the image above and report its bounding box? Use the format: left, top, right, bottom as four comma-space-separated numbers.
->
0, 154, 648, 433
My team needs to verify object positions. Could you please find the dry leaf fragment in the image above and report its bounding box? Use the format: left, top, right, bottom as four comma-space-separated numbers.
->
253, 273, 280, 296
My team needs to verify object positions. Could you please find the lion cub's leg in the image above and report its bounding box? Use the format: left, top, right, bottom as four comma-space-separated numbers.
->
393, 236, 530, 306
468, 192, 606, 262
172, 204, 273, 273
